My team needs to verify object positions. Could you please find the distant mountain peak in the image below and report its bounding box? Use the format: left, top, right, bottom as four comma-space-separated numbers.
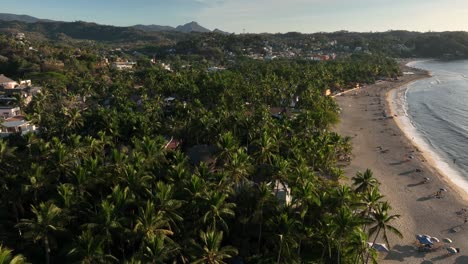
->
175, 21, 211, 33
0, 13, 219, 34
213, 28, 230, 35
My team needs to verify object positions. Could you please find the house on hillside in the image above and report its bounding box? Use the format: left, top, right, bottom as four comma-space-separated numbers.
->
15, 32, 25, 41
112, 61, 136, 71
0, 75, 19, 89
270, 180, 292, 206
0, 115, 37, 137
0, 98, 20, 118
0, 79, 41, 106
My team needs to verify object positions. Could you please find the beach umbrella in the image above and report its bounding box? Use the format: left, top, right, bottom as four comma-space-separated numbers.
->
367, 242, 390, 252
446, 247, 459, 254
416, 234, 431, 240
372, 243, 390, 252
443, 238, 453, 243
430, 237, 440, 243
416, 236, 433, 245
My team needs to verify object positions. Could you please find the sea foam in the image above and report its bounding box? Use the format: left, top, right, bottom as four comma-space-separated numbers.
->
389, 68, 468, 195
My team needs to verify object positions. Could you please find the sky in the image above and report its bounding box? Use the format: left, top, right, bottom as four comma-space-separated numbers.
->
3, 0, 468, 33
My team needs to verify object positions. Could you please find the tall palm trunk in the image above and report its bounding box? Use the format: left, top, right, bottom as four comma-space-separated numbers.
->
44, 235, 50, 264
365, 227, 381, 264
276, 235, 283, 264
257, 209, 263, 253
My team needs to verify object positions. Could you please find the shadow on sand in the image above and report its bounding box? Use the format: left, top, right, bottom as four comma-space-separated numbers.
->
431, 253, 454, 262
407, 181, 426, 187
390, 161, 408, 165
399, 170, 416, 175
454, 255, 468, 263
384, 244, 423, 262
417, 195, 435, 202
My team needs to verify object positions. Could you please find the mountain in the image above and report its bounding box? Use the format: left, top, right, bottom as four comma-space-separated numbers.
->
0, 13, 217, 34
133, 24, 176, 32
213, 28, 230, 35
0, 13, 55, 23
133, 21, 212, 33
133, 21, 213, 33
0, 20, 183, 44
175, 21, 211, 33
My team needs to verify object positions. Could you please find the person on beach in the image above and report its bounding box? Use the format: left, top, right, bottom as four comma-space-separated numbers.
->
423, 177, 430, 184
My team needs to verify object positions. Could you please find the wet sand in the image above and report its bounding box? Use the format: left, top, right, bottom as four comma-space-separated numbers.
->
335, 63, 468, 263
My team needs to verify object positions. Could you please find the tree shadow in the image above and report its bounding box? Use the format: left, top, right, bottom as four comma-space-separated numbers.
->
431, 253, 453, 262
399, 170, 415, 175
417, 195, 435, 201
420, 261, 433, 264
408, 181, 425, 187
384, 244, 423, 261
390, 161, 407, 165
454, 255, 468, 263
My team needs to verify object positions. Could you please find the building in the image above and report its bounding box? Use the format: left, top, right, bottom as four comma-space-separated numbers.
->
0, 75, 19, 89
271, 180, 292, 206
0, 97, 37, 137
15, 32, 25, 41
0, 78, 40, 106
0, 115, 37, 137
0, 98, 20, 118
111, 61, 136, 70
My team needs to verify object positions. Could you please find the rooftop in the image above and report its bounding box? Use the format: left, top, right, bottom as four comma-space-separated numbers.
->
0, 74, 15, 84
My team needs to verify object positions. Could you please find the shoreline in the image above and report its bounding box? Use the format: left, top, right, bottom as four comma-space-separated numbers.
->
334, 61, 468, 263
387, 64, 468, 203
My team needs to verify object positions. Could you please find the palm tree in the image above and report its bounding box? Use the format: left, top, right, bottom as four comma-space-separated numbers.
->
252, 182, 274, 253
0, 140, 16, 165
366, 202, 402, 264
192, 229, 238, 264
224, 148, 252, 187
152, 182, 184, 232
215, 131, 239, 166
352, 169, 379, 193
357, 188, 384, 231
292, 179, 321, 257
16, 202, 65, 264
252, 130, 278, 165
331, 185, 354, 210
141, 235, 180, 264
68, 229, 118, 264
25, 163, 47, 204
0, 245, 28, 264
134, 201, 173, 241
269, 212, 300, 263
202, 191, 236, 233
329, 207, 361, 264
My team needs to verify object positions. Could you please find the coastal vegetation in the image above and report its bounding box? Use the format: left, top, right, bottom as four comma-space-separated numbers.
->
0, 31, 404, 263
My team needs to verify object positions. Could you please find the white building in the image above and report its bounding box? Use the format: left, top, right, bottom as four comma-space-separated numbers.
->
271, 180, 292, 206
0, 116, 37, 137
111, 61, 136, 70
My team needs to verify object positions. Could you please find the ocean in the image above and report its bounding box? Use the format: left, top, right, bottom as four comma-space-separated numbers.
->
401, 60, 468, 193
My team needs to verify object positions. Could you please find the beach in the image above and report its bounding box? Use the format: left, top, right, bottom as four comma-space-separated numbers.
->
335, 62, 468, 263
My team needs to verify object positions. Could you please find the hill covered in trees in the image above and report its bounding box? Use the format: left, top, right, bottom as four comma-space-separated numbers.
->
3, 18, 468, 59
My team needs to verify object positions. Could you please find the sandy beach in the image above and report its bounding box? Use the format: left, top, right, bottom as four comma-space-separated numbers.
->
335, 62, 468, 263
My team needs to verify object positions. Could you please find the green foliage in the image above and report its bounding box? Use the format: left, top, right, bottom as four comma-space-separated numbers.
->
0, 36, 403, 263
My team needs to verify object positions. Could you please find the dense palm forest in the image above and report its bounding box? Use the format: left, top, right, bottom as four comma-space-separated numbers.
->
0, 33, 403, 263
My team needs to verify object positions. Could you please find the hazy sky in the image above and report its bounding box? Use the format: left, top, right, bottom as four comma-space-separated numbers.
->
3, 0, 468, 33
